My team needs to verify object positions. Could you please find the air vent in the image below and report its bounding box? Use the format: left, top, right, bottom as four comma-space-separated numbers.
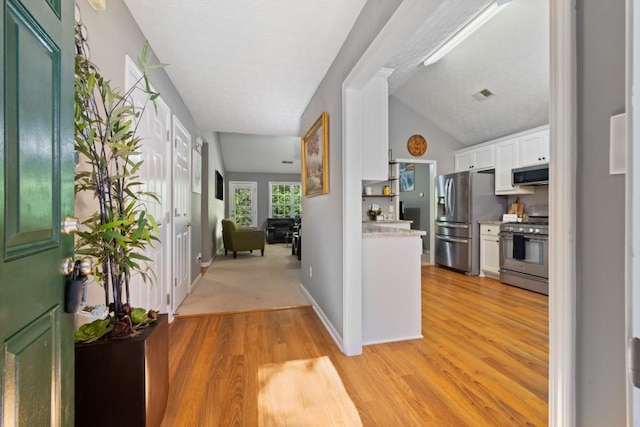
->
282, 160, 293, 164
472, 88, 494, 102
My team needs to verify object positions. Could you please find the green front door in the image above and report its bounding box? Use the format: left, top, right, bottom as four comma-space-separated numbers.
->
0, 0, 75, 425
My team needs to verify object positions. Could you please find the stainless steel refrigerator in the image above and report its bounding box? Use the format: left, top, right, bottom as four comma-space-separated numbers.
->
435, 170, 506, 275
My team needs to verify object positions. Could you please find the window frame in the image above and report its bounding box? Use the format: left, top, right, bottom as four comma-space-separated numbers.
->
268, 181, 302, 219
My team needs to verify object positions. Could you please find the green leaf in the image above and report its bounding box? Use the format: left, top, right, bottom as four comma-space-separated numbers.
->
74, 318, 113, 343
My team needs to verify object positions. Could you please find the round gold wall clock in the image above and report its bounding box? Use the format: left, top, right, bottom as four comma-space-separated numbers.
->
407, 134, 427, 157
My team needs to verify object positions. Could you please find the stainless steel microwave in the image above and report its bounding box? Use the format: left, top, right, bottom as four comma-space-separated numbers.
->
512, 164, 549, 186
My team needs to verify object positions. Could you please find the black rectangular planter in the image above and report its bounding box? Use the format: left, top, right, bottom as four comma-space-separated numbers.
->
75, 314, 169, 427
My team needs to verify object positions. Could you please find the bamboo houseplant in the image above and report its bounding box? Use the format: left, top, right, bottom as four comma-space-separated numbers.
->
73, 24, 163, 342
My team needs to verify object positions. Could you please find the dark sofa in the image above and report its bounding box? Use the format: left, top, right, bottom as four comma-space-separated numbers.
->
264, 218, 295, 244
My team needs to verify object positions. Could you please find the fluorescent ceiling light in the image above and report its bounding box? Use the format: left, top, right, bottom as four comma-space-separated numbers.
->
86, 0, 106, 10
423, 0, 511, 67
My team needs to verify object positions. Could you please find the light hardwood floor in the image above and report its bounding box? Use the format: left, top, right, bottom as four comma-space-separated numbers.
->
161, 266, 548, 426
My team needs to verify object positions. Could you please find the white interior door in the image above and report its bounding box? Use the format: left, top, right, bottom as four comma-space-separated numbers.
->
125, 57, 171, 314
229, 181, 258, 227
172, 116, 191, 313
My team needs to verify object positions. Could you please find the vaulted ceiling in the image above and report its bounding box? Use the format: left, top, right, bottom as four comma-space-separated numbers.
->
124, 0, 548, 173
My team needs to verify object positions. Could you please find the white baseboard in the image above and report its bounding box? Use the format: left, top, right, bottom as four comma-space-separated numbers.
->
190, 273, 202, 293
201, 258, 212, 268
299, 283, 345, 353
363, 334, 423, 346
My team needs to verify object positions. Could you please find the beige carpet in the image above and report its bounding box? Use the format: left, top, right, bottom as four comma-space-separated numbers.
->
258, 357, 363, 426
175, 244, 309, 316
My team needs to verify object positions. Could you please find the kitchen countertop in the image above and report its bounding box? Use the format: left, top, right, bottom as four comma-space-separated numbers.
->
362, 222, 426, 238
478, 220, 504, 226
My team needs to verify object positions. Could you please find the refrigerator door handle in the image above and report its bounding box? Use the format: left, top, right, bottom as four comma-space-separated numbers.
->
449, 178, 456, 218
445, 179, 452, 216
436, 222, 469, 229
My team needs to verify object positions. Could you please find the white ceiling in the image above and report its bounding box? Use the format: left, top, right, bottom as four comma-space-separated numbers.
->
124, 0, 548, 173
123, 0, 367, 138
390, 0, 549, 145
219, 133, 301, 174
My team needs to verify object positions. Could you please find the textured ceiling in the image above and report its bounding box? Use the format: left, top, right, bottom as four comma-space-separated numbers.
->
124, 0, 548, 172
124, 0, 367, 137
390, 0, 549, 145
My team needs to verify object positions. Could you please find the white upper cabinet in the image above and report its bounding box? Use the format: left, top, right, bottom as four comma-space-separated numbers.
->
519, 129, 550, 166
495, 138, 534, 194
454, 145, 495, 172
453, 125, 548, 195
361, 68, 394, 181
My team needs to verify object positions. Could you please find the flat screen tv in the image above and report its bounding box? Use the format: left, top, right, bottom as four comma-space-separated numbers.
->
215, 170, 224, 201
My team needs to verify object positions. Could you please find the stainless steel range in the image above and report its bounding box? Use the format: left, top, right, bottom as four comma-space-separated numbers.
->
499, 218, 548, 295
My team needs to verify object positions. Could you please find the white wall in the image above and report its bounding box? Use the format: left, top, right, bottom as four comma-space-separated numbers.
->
389, 96, 464, 174
299, 0, 403, 339
576, 0, 627, 423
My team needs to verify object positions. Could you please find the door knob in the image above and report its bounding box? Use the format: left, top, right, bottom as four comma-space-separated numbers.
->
186, 221, 193, 228
61, 257, 74, 275
61, 216, 80, 234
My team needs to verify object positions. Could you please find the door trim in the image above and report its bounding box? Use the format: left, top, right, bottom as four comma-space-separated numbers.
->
548, 0, 576, 424
394, 158, 436, 265
627, 0, 638, 423
228, 181, 258, 227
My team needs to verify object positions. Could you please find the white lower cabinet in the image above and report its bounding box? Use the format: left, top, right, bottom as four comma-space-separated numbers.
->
480, 224, 501, 279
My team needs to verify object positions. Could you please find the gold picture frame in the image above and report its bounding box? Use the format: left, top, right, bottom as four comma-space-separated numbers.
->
301, 112, 329, 197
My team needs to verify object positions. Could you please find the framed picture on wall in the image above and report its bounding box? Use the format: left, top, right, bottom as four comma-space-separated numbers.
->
215, 170, 224, 200
301, 112, 329, 197
399, 163, 415, 192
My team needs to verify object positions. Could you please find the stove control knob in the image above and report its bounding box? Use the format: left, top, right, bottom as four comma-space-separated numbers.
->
535, 228, 540, 233
529, 228, 534, 233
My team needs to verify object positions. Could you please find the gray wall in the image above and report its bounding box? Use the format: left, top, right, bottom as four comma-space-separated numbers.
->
398, 163, 431, 250
576, 0, 626, 424
389, 96, 464, 174
78, 2, 225, 287
300, 0, 403, 338
201, 134, 226, 263
225, 172, 301, 227
388, 95, 465, 252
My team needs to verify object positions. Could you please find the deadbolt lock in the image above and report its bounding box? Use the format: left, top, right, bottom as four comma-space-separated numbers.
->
61, 215, 81, 234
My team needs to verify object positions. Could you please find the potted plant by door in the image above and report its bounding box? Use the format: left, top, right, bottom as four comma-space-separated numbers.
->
73, 20, 168, 427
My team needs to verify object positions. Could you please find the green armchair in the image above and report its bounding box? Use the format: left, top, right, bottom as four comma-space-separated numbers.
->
221, 218, 265, 259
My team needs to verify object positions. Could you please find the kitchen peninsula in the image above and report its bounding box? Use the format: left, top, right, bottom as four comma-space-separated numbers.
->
362, 222, 425, 345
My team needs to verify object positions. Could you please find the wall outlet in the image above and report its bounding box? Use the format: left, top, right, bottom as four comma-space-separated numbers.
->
389, 205, 394, 213
309, 266, 313, 278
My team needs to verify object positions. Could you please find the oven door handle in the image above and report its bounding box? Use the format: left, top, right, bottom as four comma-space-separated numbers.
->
436, 235, 469, 244
526, 237, 548, 243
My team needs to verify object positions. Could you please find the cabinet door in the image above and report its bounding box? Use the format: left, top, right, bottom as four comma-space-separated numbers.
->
473, 145, 495, 170
454, 151, 474, 172
361, 69, 392, 180
480, 234, 501, 277
494, 139, 535, 195
495, 139, 520, 192
520, 129, 550, 166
